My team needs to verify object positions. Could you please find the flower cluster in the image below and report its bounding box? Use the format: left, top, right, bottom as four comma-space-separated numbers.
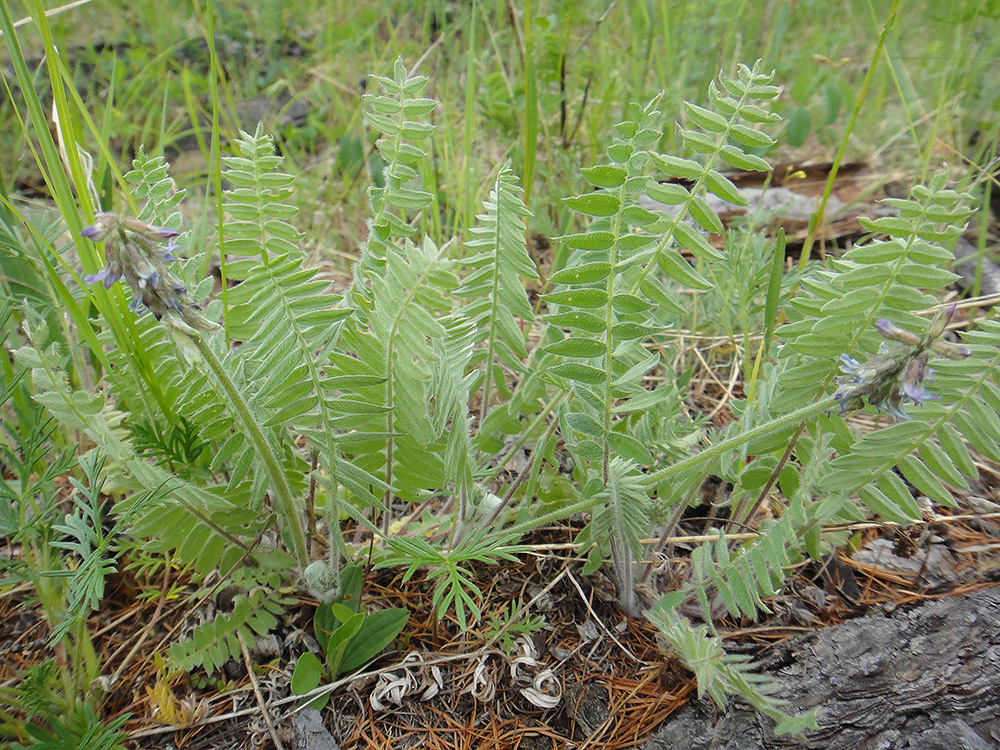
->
80, 213, 217, 335
834, 306, 970, 420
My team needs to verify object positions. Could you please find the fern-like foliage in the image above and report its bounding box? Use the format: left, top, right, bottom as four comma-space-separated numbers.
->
330, 60, 478, 527
641, 175, 997, 734
546, 95, 664, 468
352, 57, 437, 304
219, 125, 302, 261
777, 174, 968, 404
334, 236, 462, 513
18, 318, 299, 670
220, 126, 378, 506
648, 176, 991, 625
647, 602, 818, 734
545, 65, 782, 612
635, 61, 781, 308
588, 458, 651, 604
168, 566, 294, 674
114, 128, 382, 583
774, 174, 993, 522
14, 318, 268, 577
126, 146, 186, 236
430, 314, 481, 528
454, 161, 536, 444
376, 530, 525, 630
821, 317, 1000, 516
50, 454, 168, 642
543, 95, 664, 611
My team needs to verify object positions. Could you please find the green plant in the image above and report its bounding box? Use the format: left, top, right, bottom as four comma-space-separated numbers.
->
377, 531, 526, 630
541, 62, 782, 615
0, 305, 151, 746
291, 564, 410, 710
3, 6, 997, 734
484, 601, 547, 655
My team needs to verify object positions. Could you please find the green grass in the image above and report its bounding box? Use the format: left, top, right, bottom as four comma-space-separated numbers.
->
2, 0, 996, 260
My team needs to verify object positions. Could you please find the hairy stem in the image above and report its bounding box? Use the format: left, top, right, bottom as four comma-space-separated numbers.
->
643, 396, 838, 487
194, 335, 309, 570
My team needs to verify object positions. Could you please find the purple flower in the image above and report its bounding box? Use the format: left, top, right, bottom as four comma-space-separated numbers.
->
875, 318, 919, 346
835, 308, 969, 420
161, 240, 180, 263
83, 266, 119, 288
80, 213, 119, 243
79, 212, 217, 335
901, 357, 938, 405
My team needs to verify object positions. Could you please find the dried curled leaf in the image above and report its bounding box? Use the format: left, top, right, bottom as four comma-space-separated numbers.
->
369, 651, 443, 711
520, 669, 562, 709
461, 655, 497, 702
508, 636, 540, 681
506, 637, 562, 709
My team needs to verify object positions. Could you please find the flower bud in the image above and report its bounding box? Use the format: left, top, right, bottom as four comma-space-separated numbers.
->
80, 212, 119, 243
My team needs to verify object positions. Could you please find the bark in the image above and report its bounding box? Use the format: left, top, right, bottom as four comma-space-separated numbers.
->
643, 587, 1000, 750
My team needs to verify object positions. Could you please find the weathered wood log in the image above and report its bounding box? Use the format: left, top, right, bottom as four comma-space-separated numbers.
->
643, 587, 1000, 750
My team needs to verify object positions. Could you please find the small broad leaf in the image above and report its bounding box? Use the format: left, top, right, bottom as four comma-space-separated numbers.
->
402, 98, 437, 116
325, 611, 366, 677
689, 195, 724, 233
774, 710, 822, 736
684, 102, 728, 132
612, 322, 665, 340
550, 363, 605, 384
549, 262, 612, 285
730, 124, 776, 148
607, 432, 654, 464
651, 153, 703, 179
622, 206, 661, 226
674, 222, 725, 260
564, 193, 621, 216
608, 143, 633, 163
646, 181, 690, 205
559, 231, 615, 251
859, 216, 916, 236
656, 247, 713, 290
573, 439, 604, 462
705, 171, 748, 206
338, 608, 410, 674
567, 412, 604, 439
618, 233, 656, 253
857, 485, 917, 524
899, 456, 956, 507
543, 337, 607, 358
543, 289, 609, 308
895, 263, 958, 289
546, 311, 608, 333
937, 424, 977, 477
740, 103, 782, 123
876, 471, 925, 519
719, 144, 771, 172
611, 293, 652, 314
581, 165, 627, 188
385, 187, 434, 210
291, 652, 329, 710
